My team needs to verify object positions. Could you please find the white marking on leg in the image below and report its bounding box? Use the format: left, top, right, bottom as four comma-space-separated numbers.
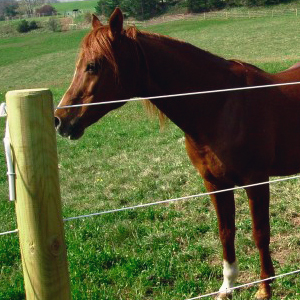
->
218, 260, 239, 297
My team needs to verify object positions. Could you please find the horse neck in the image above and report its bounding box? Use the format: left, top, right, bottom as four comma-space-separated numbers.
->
136, 33, 239, 135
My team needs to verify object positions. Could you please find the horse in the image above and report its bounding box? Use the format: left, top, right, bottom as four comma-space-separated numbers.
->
54, 8, 300, 299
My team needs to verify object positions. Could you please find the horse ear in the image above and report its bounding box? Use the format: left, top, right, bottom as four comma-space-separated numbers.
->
109, 7, 123, 37
92, 14, 102, 29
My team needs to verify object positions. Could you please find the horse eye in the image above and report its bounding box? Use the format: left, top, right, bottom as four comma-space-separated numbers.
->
86, 63, 98, 74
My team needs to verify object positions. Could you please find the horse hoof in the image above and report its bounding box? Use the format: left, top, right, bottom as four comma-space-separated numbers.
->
255, 284, 271, 300
216, 292, 232, 300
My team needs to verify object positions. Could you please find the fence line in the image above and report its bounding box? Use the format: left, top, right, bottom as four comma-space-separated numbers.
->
2, 174, 300, 236
4, 81, 300, 233
3, 8, 300, 27
3, 79, 300, 297
2, 81, 299, 237
63, 174, 300, 221
129, 8, 300, 26
56, 81, 300, 110
200, 8, 300, 20
2, 174, 300, 298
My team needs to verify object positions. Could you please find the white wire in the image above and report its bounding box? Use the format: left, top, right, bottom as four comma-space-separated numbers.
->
185, 269, 300, 300
0, 229, 18, 236
3, 80, 300, 231
1, 174, 300, 232
56, 81, 300, 109
63, 174, 300, 221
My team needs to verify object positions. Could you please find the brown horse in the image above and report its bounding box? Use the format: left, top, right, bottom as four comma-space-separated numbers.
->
55, 8, 300, 299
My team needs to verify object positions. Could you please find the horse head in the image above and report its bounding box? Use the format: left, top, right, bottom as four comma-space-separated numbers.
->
55, 8, 146, 139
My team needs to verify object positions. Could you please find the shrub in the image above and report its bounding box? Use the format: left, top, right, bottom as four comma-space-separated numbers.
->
17, 20, 30, 33
84, 12, 92, 24
16, 20, 39, 33
48, 17, 61, 32
29, 20, 38, 30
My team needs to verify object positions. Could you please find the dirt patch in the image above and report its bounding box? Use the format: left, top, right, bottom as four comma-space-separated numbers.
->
291, 214, 300, 227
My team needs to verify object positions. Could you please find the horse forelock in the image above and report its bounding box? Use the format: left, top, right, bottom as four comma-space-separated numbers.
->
81, 27, 117, 73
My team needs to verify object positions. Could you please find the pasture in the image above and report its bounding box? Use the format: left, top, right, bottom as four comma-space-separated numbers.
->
1, 15, 300, 300
52, 0, 98, 14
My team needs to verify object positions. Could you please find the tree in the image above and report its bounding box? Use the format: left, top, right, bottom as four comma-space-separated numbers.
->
17, 0, 46, 15
95, 0, 164, 20
187, 0, 208, 12
17, 0, 34, 15
36, 4, 57, 16
187, 0, 226, 12
95, 0, 121, 17
121, 0, 161, 20
0, 0, 18, 18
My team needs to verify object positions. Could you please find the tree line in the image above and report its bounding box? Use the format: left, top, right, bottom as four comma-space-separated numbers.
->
96, 0, 294, 20
0, 0, 58, 20
0, 0, 295, 22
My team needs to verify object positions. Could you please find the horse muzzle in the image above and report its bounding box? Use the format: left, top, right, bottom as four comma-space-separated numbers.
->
54, 116, 84, 140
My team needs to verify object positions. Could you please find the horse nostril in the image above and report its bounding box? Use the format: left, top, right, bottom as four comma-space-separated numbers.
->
54, 116, 61, 129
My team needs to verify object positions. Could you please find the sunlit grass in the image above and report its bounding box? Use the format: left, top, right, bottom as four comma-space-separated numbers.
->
52, 0, 98, 14
142, 15, 300, 70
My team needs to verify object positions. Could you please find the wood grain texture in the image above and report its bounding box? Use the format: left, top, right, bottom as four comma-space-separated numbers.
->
6, 89, 71, 300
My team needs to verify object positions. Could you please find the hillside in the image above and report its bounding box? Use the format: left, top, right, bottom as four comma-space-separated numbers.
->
52, 0, 98, 13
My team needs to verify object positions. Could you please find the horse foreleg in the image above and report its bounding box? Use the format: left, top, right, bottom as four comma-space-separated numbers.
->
246, 183, 274, 300
204, 180, 238, 299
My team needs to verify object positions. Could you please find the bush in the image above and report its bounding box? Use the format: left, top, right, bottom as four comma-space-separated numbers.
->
48, 17, 61, 32
29, 20, 38, 30
16, 20, 39, 33
17, 20, 30, 33
84, 12, 92, 24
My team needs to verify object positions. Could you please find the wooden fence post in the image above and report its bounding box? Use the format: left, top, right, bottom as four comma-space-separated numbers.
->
5, 89, 71, 300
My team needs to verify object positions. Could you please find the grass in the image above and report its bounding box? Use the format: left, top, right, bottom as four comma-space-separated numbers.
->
1, 14, 300, 300
52, 0, 98, 14
145, 16, 300, 71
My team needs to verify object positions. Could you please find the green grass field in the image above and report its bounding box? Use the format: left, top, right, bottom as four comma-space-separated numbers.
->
52, 0, 98, 13
1, 14, 300, 300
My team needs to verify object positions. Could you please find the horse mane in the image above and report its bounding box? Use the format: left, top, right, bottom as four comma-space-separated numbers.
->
81, 24, 168, 127
142, 99, 168, 129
